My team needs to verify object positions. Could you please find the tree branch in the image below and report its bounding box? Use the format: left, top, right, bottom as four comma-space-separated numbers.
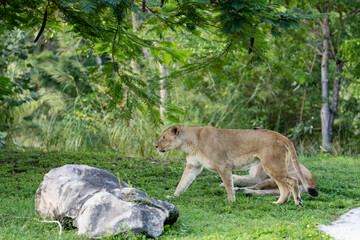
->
293, 33, 322, 55
350, 8, 360, 18
50, 0, 83, 35
329, 2, 336, 10
302, 19, 322, 41
118, 25, 151, 48
336, 10, 343, 46
190, 39, 233, 71
305, 42, 322, 55
304, 0, 323, 27
167, 1, 219, 29
34, 0, 50, 43
144, 3, 177, 32
167, 39, 233, 77
329, 38, 337, 60
310, 53, 317, 72
303, 53, 317, 72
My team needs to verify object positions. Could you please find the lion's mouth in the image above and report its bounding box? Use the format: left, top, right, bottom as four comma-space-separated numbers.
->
158, 149, 166, 155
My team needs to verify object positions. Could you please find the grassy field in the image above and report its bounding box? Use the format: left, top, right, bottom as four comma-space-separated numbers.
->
0, 150, 359, 239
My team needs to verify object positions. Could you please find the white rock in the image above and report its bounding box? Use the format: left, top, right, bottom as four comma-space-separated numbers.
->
35, 164, 179, 238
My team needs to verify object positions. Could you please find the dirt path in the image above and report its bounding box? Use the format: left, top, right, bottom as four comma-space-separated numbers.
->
319, 207, 360, 240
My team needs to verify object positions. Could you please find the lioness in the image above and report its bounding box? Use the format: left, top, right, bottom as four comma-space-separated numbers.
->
156, 125, 318, 207
222, 162, 317, 196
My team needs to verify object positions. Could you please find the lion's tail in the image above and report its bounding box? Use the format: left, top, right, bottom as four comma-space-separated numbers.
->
285, 141, 319, 197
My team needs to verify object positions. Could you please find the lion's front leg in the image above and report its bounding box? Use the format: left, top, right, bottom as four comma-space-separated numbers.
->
171, 163, 203, 198
218, 168, 235, 202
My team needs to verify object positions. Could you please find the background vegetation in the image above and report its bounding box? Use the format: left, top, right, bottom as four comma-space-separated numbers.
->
0, 0, 359, 155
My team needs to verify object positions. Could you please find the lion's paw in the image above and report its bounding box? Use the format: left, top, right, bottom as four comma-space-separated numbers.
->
234, 187, 245, 192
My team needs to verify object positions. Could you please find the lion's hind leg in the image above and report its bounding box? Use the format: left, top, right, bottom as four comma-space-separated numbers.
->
219, 174, 257, 187
220, 164, 268, 187
235, 187, 280, 196
232, 174, 261, 185
246, 178, 278, 190
283, 176, 301, 206
234, 176, 282, 196
261, 160, 291, 204
261, 149, 303, 206
271, 179, 291, 204
270, 175, 302, 206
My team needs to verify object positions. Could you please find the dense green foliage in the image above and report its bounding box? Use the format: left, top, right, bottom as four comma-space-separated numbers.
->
0, 0, 306, 124
0, 151, 359, 239
1, 27, 359, 155
0, 1, 359, 153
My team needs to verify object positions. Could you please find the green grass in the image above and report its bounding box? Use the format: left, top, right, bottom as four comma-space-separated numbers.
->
0, 151, 359, 239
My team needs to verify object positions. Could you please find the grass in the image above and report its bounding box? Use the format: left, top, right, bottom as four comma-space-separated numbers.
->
0, 150, 359, 239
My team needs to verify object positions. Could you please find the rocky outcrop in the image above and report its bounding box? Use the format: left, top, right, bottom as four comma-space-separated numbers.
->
35, 164, 179, 239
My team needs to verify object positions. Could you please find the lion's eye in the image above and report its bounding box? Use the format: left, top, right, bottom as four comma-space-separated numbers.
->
162, 136, 165, 139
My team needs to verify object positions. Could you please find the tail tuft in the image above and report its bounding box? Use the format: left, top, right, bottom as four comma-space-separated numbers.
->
307, 188, 319, 197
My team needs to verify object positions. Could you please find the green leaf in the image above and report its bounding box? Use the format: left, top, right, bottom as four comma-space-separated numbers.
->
0, 77, 13, 98
103, 63, 114, 74
164, 53, 172, 65
232, 2, 245, 10
78, 0, 98, 13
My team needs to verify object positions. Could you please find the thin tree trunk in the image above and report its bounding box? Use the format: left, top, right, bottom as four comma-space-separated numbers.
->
328, 8, 345, 144
329, 60, 343, 142
159, 62, 167, 122
95, 55, 103, 71
299, 54, 317, 125
299, 89, 306, 124
320, 16, 332, 152
130, 12, 141, 74
127, 12, 142, 105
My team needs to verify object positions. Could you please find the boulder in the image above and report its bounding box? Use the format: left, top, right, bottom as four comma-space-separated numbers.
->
35, 164, 179, 239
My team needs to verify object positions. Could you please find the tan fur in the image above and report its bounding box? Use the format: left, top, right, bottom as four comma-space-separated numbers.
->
222, 162, 316, 196
156, 125, 318, 206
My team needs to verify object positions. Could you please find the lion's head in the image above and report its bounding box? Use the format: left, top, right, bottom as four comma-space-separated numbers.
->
156, 125, 183, 154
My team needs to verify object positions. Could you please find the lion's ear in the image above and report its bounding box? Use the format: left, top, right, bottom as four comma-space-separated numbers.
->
171, 125, 181, 135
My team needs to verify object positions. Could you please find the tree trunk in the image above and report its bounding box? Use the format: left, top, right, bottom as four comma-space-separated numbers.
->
320, 16, 332, 152
159, 62, 167, 122
299, 89, 306, 124
131, 12, 141, 74
329, 60, 343, 142
95, 55, 103, 71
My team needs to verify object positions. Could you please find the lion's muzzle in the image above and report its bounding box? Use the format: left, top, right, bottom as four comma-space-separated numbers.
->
155, 143, 166, 153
